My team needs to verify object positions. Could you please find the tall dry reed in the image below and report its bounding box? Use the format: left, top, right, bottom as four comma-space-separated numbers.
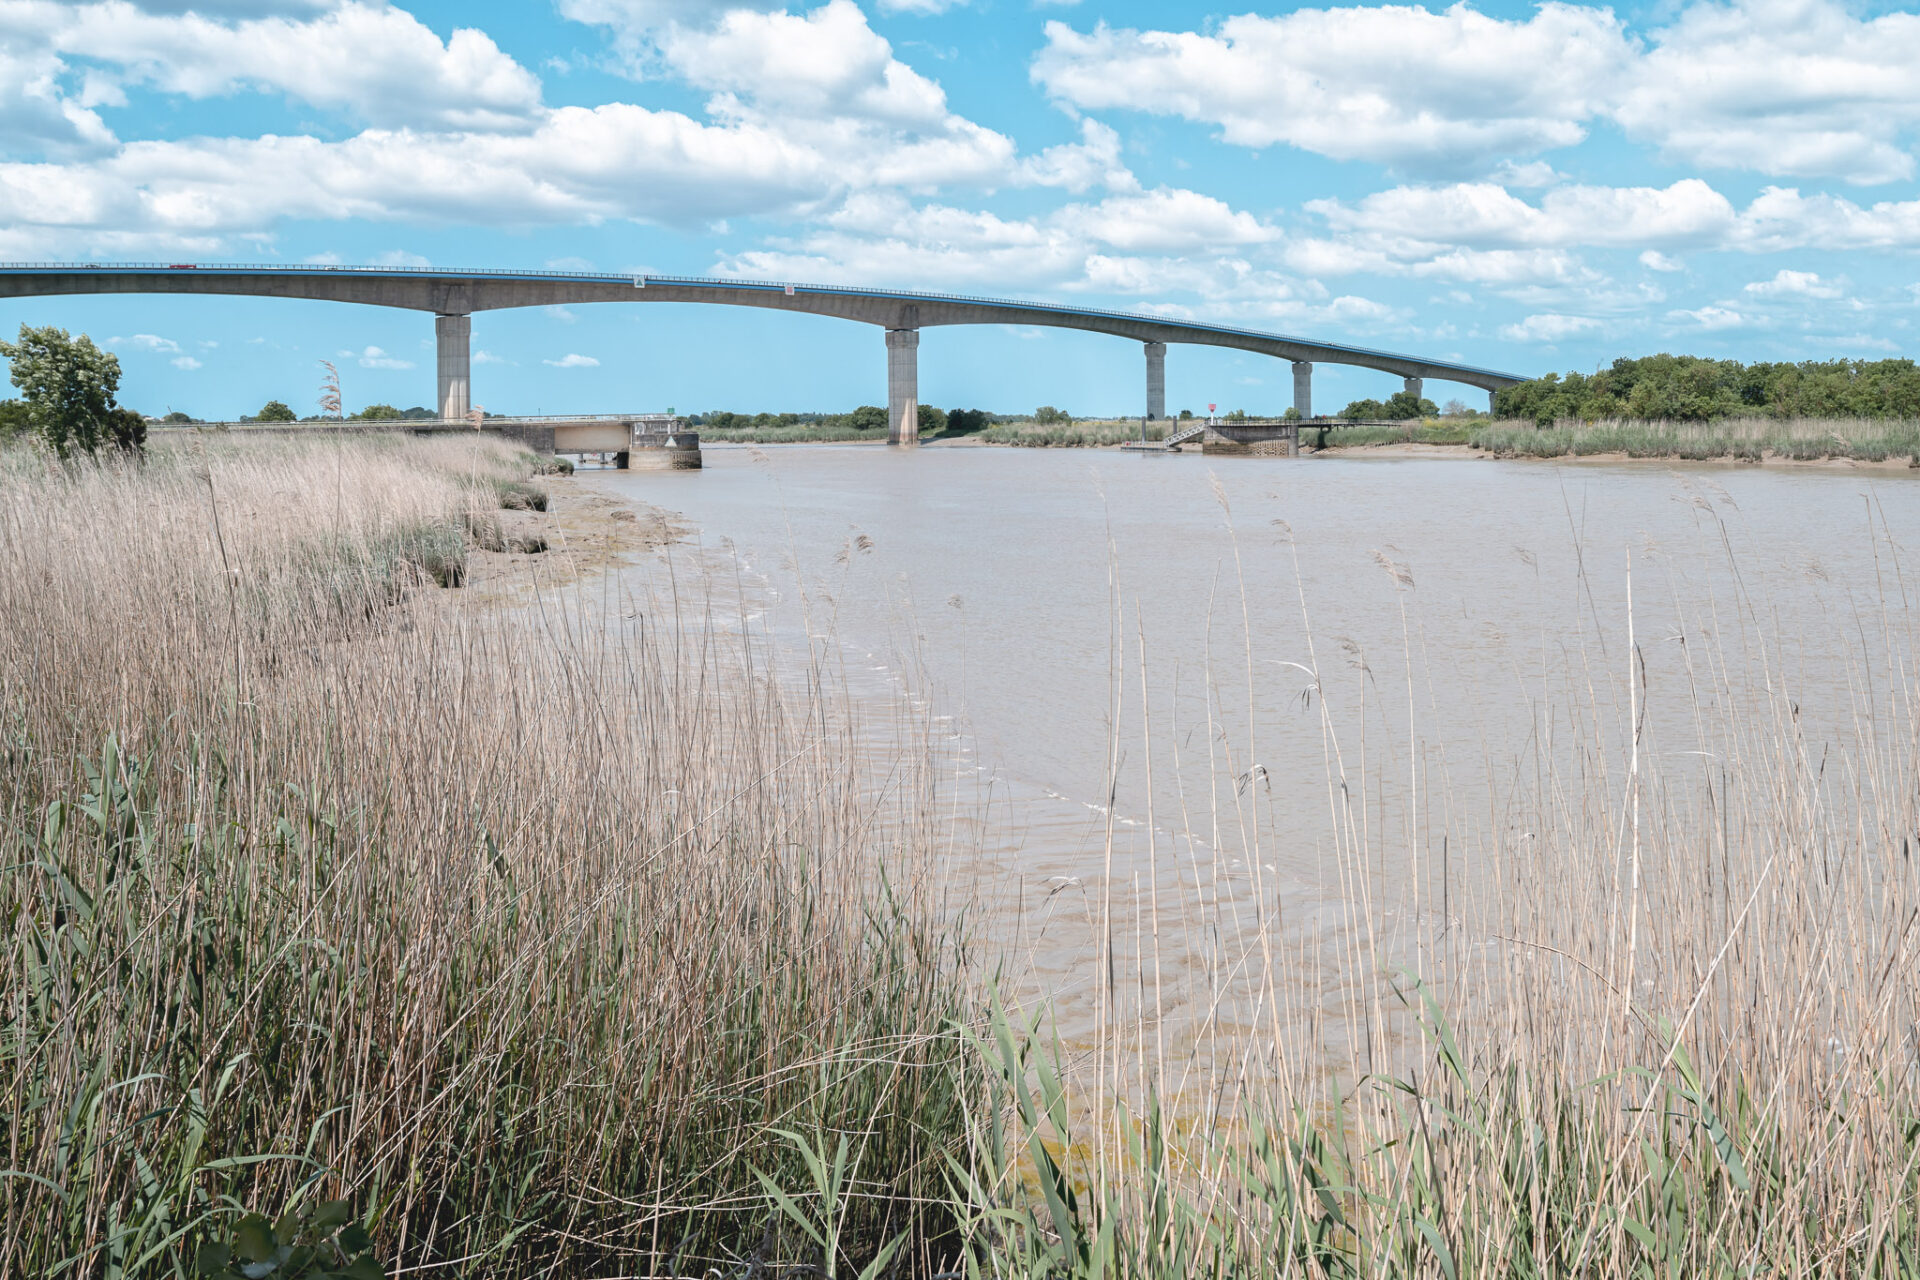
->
0, 434, 967, 1277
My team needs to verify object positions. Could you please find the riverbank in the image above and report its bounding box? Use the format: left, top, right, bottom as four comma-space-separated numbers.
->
5, 434, 1918, 1277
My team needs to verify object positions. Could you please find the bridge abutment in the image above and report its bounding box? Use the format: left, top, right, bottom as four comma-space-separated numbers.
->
886, 328, 919, 445
1145, 342, 1166, 420
436, 313, 471, 421
1292, 361, 1312, 419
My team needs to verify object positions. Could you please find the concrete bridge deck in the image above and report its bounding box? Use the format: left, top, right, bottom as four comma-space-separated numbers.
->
1, 262, 1529, 445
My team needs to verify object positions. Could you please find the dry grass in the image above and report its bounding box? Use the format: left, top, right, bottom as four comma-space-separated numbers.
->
1472, 415, 1920, 462
0, 434, 966, 1277
3, 432, 1918, 1277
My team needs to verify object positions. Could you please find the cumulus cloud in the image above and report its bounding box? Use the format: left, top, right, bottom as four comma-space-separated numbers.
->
1666, 305, 1750, 330
1639, 250, 1684, 272
10, 1, 543, 132
1500, 313, 1600, 342
108, 332, 181, 352
1033, 4, 1633, 175
544, 353, 600, 367
1744, 269, 1842, 298
345, 344, 412, 369
1618, 0, 1920, 184
1034, 0, 1920, 185
170, 354, 202, 369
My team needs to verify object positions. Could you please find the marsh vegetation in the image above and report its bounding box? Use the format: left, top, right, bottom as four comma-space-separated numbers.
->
3, 435, 1918, 1277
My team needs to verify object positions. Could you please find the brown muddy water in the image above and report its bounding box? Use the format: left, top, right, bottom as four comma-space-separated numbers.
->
588, 444, 1920, 1080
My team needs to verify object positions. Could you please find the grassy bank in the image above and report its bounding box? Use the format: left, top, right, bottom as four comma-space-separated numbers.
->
1470, 415, 1920, 461
981, 417, 1165, 447
5, 434, 1919, 1276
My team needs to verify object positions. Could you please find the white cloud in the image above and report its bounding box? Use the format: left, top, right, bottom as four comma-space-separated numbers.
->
170, 354, 201, 369
1033, 5, 1634, 175
25, 1, 544, 132
109, 332, 180, 352
1639, 250, 1684, 272
1744, 269, 1842, 299
1016, 118, 1137, 194
544, 353, 599, 367
1617, 0, 1920, 185
1033, 0, 1920, 185
472, 349, 509, 365
1308, 180, 1737, 249
1666, 305, 1750, 330
1500, 313, 1600, 342
344, 344, 412, 369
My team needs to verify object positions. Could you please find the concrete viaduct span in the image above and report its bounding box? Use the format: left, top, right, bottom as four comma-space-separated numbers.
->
0, 263, 1527, 444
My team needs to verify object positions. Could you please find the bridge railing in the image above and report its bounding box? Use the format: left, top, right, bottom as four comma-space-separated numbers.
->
0, 261, 1525, 382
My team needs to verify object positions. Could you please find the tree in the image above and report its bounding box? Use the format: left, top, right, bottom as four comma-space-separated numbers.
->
916, 404, 948, 434
848, 405, 888, 431
254, 400, 296, 422
0, 324, 129, 459
1034, 405, 1069, 424
1382, 390, 1439, 420
163, 411, 195, 423
106, 406, 147, 454
1178, 409, 1194, 420
0, 399, 30, 439
1338, 398, 1387, 420
945, 408, 989, 434
353, 403, 405, 421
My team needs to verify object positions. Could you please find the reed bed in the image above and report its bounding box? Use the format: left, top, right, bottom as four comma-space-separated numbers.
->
981, 418, 1166, 448
3, 432, 1918, 1277
0, 434, 967, 1277
1471, 415, 1920, 462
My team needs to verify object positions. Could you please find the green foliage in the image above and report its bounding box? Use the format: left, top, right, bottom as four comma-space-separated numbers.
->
195, 1201, 384, 1280
1495, 353, 1920, 426
1177, 408, 1194, 420
1339, 391, 1439, 421
351, 404, 405, 422
0, 397, 29, 439
916, 404, 948, 434
107, 405, 148, 455
0, 323, 127, 458
943, 408, 990, 435
848, 404, 887, 432
1223, 408, 1249, 421
164, 411, 197, 424
1033, 405, 1070, 424
253, 401, 297, 423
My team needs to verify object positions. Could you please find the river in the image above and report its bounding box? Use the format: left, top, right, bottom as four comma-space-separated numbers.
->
589, 443, 1920, 1079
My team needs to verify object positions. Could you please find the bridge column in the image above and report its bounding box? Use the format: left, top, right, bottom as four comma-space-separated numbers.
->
1291, 361, 1312, 419
1144, 342, 1166, 420
1403, 375, 1423, 404
436, 313, 471, 422
886, 328, 919, 445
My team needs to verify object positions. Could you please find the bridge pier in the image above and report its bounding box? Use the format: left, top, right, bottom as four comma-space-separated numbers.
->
1403, 375, 1423, 405
436, 313, 471, 421
886, 328, 919, 445
1145, 342, 1166, 420
1292, 361, 1312, 419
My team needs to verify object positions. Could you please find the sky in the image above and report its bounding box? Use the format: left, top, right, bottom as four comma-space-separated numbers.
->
3, 0, 1919, 419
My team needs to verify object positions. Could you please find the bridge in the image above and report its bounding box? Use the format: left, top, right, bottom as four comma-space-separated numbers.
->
0, 263, 1528, 445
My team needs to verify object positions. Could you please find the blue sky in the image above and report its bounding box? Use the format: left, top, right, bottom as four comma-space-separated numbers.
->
3, 0, 1919, 418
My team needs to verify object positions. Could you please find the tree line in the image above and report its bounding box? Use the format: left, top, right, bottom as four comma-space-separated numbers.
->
1494, 354, 1920, 425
